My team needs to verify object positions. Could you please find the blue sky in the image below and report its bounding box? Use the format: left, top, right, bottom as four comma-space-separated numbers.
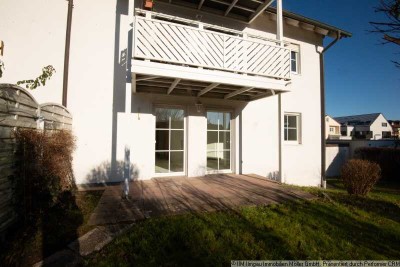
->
283, 0, 399, 119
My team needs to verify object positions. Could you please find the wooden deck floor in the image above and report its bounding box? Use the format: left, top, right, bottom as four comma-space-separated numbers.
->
88, 174, 315, 225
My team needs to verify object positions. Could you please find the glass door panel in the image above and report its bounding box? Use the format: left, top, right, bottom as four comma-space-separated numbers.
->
206, 111, 231, 172
155, 108, 185, 175
155, 152, 169, 173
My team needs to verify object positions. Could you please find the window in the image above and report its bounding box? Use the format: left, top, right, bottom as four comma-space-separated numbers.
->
155, 107, 185, 174
329, 127, 335, 133
206, 111, 231, 172
284, 113, 301, 143
290, 51, 298, 73
288, 43, 300, 74
382, 122, 387, 127
382, 131, 391, 138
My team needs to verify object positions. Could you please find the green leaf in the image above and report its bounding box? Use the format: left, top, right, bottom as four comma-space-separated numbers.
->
16, 65, 56, 90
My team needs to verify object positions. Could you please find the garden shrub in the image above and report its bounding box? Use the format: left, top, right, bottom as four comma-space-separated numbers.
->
354, 147, 400, 182
13, 129, 76, 220
341, 159, 381, 196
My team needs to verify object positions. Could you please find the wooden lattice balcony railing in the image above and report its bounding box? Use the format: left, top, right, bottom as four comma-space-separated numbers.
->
133, 10, 291, 80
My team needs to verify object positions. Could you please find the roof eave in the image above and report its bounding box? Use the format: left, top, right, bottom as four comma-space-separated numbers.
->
265, 7, 352, 38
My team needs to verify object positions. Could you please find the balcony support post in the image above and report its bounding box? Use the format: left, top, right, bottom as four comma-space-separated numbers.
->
243, 33, 248, 73
145, 11, 151, 19
276, 0, 284, 183
276, 0, 283, 44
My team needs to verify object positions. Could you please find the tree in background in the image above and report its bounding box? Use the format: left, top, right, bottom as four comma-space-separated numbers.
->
370, 0, 400, 67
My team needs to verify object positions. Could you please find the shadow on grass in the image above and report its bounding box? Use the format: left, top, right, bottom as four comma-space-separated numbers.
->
88, 177, 400, 265
0, 190, 103, 266
328, 177, 400, 193
88, 198, 400, 266
280, 200, 400, 259
325, 178, 400, 223
330, 193, 400, 223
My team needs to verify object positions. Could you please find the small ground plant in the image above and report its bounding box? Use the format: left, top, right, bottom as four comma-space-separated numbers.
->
341, 159, 381, 196
14, 129, 76, 218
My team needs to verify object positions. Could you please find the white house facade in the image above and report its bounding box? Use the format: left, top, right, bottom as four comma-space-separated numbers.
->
325, 115, 341, 140
335, 113, 393, 140
0, 0, 350, 186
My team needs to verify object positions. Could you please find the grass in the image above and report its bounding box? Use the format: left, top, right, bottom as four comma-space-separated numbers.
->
87, 180, 400, 266
0, 190, 103, 266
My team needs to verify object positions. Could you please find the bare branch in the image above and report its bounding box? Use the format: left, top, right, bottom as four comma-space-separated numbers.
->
369, 0, 400, 68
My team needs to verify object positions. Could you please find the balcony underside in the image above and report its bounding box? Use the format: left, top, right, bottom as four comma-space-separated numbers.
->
131, 60, 290, 101
155, 0, 274, 23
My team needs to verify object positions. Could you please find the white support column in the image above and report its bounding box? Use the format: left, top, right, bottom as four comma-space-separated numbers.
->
243, 33, 248, 73
132, 74, 136, 93
126, 83, 132, 113
276, 0, 283, 44
145, 11, 151, 19
277, 0, 284, 183
124, 0, 135, 114
278, 93, 284, 183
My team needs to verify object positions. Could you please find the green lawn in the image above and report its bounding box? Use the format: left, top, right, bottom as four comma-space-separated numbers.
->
1, 190, 103, 266
87, 180, 400, 266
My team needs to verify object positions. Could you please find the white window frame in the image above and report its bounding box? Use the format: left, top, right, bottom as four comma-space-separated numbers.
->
206, 109, 233, 174
284, 113, 301, 144
330, 127, 335, 133
290, 51, 299, 74
289, 44, 300, 74
153, 105, 187, 177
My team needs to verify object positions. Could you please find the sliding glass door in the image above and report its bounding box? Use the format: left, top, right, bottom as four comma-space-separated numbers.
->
155, 107, 185, 175
206, 111, 231, 173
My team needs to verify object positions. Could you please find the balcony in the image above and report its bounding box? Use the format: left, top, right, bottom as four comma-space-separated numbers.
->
131, 9, 292, 101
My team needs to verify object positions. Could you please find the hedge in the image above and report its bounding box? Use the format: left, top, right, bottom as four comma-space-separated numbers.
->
354, 147, 400, 182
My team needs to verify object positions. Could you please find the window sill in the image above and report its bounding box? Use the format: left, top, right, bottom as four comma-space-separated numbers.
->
284, 141, 302, 146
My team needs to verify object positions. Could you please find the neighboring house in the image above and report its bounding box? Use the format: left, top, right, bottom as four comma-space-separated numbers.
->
0, 0, 351, 187
325, 115, 341, 140
388, 120, 400, 138
335, 113, 393, 140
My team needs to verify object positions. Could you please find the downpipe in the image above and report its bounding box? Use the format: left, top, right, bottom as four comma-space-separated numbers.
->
63, 0, 74, 107
319, 31, 341, 189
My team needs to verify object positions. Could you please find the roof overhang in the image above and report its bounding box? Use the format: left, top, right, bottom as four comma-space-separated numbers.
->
153, 0, 351, 38
266, 7, 352, 38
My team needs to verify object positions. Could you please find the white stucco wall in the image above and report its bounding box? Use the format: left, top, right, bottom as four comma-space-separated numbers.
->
326, 145, 349, 177
325, 140, 396, 177
1, 0, 324, 186
370, 114, 393, 140
115, 94, 247, 181
280, 45, 322, 186
0, 0, 130, 184
0, 0, 66, 103
325, 115, 341, 139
